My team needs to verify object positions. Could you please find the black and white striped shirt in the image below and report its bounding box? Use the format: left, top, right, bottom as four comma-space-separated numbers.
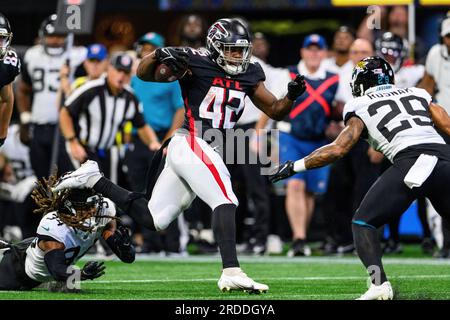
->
64, 76, 145, 150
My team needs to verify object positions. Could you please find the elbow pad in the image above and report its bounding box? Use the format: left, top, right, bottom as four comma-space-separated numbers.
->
44, 249, 71, 282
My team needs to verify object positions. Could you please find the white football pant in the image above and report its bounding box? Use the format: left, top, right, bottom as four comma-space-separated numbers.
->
149, 134, 238, 231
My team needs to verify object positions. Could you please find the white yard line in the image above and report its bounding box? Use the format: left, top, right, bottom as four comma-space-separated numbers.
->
81, 254, 450, 266
88, 274, 450, 284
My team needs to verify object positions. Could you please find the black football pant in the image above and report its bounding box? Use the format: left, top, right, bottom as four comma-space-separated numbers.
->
29, 124, 73, 179
0, 245, 40, 290
352, 156, 450, 284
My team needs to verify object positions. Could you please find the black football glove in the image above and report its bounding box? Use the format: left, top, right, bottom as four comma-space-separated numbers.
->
154, 47, 189, 76
287, 74, 306, 101
80, 261, 105, 281
268, 160, 295, 183
105, 225, 135, 263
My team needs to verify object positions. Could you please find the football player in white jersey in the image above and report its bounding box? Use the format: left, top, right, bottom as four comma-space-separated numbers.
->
0, 175, 135, 290
0, 13, 20, 148
269, 56, 450, 300
375, 32, 432, 255
16, 14, 86, 179
375, 32, 424, 90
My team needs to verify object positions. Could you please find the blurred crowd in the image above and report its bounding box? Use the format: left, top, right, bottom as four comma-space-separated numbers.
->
2, 6, 450, 259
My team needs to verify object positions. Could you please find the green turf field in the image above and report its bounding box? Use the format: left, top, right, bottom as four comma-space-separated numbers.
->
2, 244, 450, 300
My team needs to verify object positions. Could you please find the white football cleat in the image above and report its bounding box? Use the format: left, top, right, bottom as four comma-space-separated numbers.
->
218, 267, 269, 294
53, 160, 103, 192
356, 281, 394, 300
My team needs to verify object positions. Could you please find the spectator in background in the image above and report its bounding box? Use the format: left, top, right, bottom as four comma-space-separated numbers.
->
375, 31, 433, 255
420, 17, 450, 116
125, 32, 187, 255
324, 26, 355, 78
387, 5, 409, 39
375, 32, 424, 89
178, 14, 207, 49
58, 44, 109, 112
230, 32, 291, 255
319, 38, 378, 255
72, 44, 109, 91
357, 6, 408, 44
252, 32, 270, 62
419, 16, 450, 258
277, 34, 339, 256
59, 52, 160, 181
16, 14, 86, 180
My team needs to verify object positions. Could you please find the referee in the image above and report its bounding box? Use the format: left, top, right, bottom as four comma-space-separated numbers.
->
59, 52, 160, 181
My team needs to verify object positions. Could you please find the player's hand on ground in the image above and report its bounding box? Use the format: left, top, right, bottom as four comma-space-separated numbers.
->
287, 74, 306, 101
69, 139, 88, 163
155, 47, 189, 75
268, 160, 295, 183
81, 261, 105, 280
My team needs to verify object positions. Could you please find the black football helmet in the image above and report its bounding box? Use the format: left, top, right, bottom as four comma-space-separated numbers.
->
206, 18, 253, 75
350, 56, 395, 97
39, 14, 67, 56
375, 32, 408, 73
60, 188, 103, 231
0, 13, 12, 60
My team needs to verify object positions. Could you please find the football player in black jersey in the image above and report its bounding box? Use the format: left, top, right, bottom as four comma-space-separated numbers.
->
53, 18, 306, 293
0, 13, 20, 148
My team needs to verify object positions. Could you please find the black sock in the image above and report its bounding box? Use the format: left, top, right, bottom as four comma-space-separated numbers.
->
389, 217, 400, 243
417, 197, 431, 238
212, 204, 239, 269
352, 223, 388, 285
94, 177, 156, 231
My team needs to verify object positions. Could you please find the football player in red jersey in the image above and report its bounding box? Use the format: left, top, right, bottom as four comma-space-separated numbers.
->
54, 18, 306, 293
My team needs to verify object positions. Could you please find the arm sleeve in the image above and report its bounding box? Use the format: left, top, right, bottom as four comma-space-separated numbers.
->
44, 249, 71, 282
248, 62, 266, 97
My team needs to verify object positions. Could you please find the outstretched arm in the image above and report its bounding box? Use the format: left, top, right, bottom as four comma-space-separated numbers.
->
303, 116, 365, 169
269, 117, 365, 182
251, 75, 306, 120
430, 102, 450, 136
